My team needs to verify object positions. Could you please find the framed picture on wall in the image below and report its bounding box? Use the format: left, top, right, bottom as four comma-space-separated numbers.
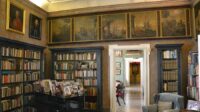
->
194, 0, 200, 39
130, 11, 158, 38
101, 13, 127, 40
115, 50, 123, 57
29, 14, 42, 40
115, 69, 121, 75
6, 0, 25, 34
116, 62, 121, 69
74, 15, 98, 41
160, 8, 187, 37
50, 18, 72, 43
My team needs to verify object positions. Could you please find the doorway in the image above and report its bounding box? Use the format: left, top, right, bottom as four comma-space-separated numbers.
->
109, 44, 151, 112
130, 62, 140, 85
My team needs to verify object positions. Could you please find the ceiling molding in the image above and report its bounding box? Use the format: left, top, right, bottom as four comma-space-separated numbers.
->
48, 0, 192, 17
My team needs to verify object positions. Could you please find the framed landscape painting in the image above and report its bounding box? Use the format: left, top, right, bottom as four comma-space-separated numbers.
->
160, 9, 187, 37
29, 14, 42, 40
50, 18, 72, 43
101, 13, 127, 40
74, 15, 98, 41
130, 11, 158, 38
6, 0, 25, 34
194, 0, 200, 38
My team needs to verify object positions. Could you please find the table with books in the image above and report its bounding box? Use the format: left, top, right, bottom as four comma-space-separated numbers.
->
32, 80, 85, 112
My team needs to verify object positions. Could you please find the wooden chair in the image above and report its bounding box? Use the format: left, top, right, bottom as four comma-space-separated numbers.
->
116, 80, 125, 106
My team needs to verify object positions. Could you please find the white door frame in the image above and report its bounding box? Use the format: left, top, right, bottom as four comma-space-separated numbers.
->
124, 58, 143, 87
109, 44, 151, 112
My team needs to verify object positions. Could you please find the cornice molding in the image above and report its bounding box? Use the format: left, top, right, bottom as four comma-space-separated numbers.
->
48, 0, 192, 17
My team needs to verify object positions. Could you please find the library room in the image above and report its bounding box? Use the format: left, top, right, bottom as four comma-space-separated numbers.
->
0, 0, 200, 112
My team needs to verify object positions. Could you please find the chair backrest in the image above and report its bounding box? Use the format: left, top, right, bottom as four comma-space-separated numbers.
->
154, 93, 184, 110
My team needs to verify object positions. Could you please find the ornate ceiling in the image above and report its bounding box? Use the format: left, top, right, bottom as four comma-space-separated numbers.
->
29, 0, 193, 12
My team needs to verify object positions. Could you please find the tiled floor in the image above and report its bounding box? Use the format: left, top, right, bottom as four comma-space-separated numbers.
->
116, 84, 143, 112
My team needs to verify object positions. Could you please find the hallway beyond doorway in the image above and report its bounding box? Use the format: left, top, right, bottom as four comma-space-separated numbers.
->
116, 84, 143, 112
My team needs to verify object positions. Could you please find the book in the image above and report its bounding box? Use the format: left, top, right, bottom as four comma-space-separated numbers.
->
2, 47, 23, 58
187, 100, 200, 111
1, 96, 23, 111
1, 85, 23, 98
24, 50, 40, 59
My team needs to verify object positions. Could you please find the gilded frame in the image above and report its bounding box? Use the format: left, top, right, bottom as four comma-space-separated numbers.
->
129, 11, 158, 38
6, 0, 26, 34
73, 15, 99, 42
194, 0, 200, 39
160, 8, 189, 37
50, 18, 72, 43
101, 13, 128, 40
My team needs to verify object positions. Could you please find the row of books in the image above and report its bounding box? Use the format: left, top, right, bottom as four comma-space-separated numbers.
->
1, 96, 23, 111
56, 53, 75, 60
1, 60, 18, 70
24, 84, 33, 93
55, 62, 74, 70
24, 61, 40, 70
1, 47, 23, 58
24, 50, 40, 59
1, 85, 23, 98
56, 52, 96, 61
55, 72, 74, 80
75, 70, 97, 78
24, 72, 40, 82
188, 75, 199, 87
76, 53, 96, 61
2, 74, 23, 84
189, 64, 199, 76
163, 82, 178, 92
84, 79, 97, 86
163, 70, 178, 81
77, 62, 97, 69
187, 87, 199, 100
84, 102, 97, 110
163, 50, 177, 59
187, 52, 199, 101
85, 88, 97, 96
162, 60, 177, 69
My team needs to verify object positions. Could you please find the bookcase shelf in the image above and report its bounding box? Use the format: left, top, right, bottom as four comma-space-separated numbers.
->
0, 38, 44, 112
51, 47, 103, 112
156, 44, 183, 94
187, 51, 199, 101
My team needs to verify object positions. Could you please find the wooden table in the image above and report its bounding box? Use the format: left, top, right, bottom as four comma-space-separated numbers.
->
181, 109, 199, 112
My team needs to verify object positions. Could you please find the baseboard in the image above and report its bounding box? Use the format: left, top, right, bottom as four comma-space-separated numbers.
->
103, 108, 110, 112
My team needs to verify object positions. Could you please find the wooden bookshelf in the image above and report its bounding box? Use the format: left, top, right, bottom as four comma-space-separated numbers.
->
0, 38, 44, 112
187, 51, 199, 101
51, 47, 103, 112
156, 44, 183, 94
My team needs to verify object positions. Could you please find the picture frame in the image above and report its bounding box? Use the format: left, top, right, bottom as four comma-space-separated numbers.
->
29, 14, 42, 40
130, 11, 158, 38
50, 18, 72, 43
74, 15, 99, 41
115, 50, 123, 57
6, 0, 25, 34
101, 13, 127, 40
116, 62, 121, 69
115, 69, 121, 75
160, 8, 187, 37
194, 0, 200, 39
